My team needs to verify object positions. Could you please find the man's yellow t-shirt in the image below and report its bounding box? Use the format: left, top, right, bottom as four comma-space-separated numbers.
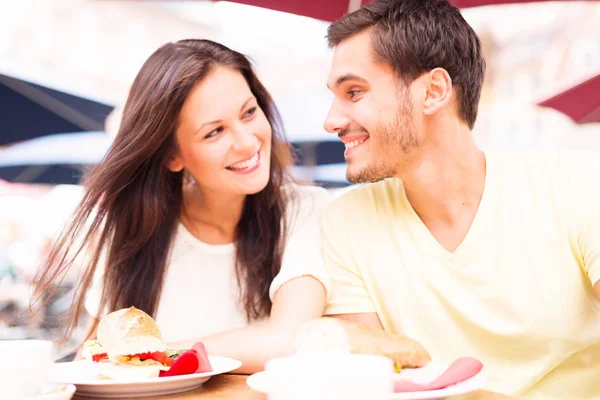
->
322, 151, 600, 399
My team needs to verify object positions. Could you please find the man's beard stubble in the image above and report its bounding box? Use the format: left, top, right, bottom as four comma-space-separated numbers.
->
346, 100, 420, 184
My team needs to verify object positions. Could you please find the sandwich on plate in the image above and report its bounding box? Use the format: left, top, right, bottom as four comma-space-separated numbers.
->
83, 306, 211, 380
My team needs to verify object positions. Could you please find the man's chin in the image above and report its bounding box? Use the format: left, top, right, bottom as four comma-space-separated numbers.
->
346, 163, 394, 184
346, 169, 378, 184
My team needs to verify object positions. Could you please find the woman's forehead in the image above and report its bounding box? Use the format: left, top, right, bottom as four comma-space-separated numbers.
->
180, 67, 254, 122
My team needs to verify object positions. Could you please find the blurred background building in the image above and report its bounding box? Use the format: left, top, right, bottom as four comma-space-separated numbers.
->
1, 0, 599, 355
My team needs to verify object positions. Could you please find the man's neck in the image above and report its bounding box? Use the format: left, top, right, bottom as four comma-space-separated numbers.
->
399, 126, 486, 227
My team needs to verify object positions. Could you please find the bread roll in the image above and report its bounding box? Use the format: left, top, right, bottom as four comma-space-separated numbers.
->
97, 306, 166, 360
294, 317, 431, 368
98, 362, 165, 380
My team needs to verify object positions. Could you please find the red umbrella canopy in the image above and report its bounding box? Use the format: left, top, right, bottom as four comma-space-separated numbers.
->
222, 0, 373, 21
538, 73, 600, 124
220, 0, 595, 20
452, 0, 591, 7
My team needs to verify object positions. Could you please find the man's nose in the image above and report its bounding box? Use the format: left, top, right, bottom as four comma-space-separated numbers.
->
323, 100, 350, 135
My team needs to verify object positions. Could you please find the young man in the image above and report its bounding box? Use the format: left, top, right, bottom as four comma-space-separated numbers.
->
321, 0, 600, 398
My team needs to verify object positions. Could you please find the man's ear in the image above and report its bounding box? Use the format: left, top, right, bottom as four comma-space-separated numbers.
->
422, 68, 453, 116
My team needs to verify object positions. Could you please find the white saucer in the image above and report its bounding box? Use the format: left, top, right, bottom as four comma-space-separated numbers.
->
22, 383, 76, 400
247, 362, 486, 400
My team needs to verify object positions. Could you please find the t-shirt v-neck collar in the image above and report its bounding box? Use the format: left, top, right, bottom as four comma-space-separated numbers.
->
399, 151, 496, 264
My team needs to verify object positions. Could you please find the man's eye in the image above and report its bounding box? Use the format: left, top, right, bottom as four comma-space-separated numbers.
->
348, 89, 360, 99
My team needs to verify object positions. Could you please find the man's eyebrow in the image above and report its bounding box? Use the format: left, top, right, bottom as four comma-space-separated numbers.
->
327, 73, 368, 90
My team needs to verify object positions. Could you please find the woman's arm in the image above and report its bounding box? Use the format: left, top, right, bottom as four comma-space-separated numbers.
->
169, 275, 326, 374
171, 186, 331, 373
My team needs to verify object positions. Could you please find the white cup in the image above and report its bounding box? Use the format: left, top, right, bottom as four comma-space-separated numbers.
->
0, 340, 54, 399
265, 352, 394, 400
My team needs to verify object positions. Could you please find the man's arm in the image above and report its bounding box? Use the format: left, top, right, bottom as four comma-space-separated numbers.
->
563, 153, 600, 301
333, 313, 384, 329
320, 201, 382, 326
577, 207, 600, 300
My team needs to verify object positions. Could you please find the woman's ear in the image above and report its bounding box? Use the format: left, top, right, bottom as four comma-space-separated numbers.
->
165, 152, 184, 172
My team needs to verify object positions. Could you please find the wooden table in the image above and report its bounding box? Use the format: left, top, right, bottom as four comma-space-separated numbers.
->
73, 375, 518, 400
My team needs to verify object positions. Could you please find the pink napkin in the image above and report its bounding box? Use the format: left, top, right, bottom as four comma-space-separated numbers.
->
394, 357, 483, 393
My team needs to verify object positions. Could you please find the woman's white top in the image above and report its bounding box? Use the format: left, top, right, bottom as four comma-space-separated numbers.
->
85, 184, 330, 342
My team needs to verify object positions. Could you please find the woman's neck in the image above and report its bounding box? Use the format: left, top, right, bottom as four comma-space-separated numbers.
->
181, 182, 246, 245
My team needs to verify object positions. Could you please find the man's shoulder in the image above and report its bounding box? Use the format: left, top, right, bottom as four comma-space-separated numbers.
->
282, 183, 331, 227
491, 149, 600, 180
490, 149, 600, 167
553, 150, 600, 199
294, 182, 330, 200
555, 150, 600, 172
323, 179, 403, 221
488, 149, 558, 166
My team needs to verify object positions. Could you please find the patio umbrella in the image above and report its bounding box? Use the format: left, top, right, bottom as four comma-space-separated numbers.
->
537, 73, 600, 124
0, 131, 112, 185
452, 0, 593, 7
0, 73, 114, 146
221, 0, 373, 21
221, 0, 596, 20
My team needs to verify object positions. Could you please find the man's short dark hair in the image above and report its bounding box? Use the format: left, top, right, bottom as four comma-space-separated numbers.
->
328, 0, 486, 129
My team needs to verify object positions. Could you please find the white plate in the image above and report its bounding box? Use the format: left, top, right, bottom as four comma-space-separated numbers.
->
247, 362, 486, 400
22, 383, 76, 400
49, 356, 242, 398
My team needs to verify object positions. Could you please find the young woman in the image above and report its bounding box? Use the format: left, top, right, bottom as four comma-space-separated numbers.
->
33, 39, 329, 373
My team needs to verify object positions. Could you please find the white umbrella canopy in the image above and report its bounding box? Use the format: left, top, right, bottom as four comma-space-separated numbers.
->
0, 132, 112, 167
0, 132, 112, 185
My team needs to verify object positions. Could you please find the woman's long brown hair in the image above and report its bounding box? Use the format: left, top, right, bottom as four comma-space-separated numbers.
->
32, 39, 294, 340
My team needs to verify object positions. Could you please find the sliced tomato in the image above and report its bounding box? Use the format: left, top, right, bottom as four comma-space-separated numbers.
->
159, 350, 199, 377
130, 351, 173, 366
92, 351, 171, 365
92, 353, 108, 362
159, 342, 213, 378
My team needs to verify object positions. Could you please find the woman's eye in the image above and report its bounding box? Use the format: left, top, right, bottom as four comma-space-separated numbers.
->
243, 107, 257, 118
204, 127, 223, 139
